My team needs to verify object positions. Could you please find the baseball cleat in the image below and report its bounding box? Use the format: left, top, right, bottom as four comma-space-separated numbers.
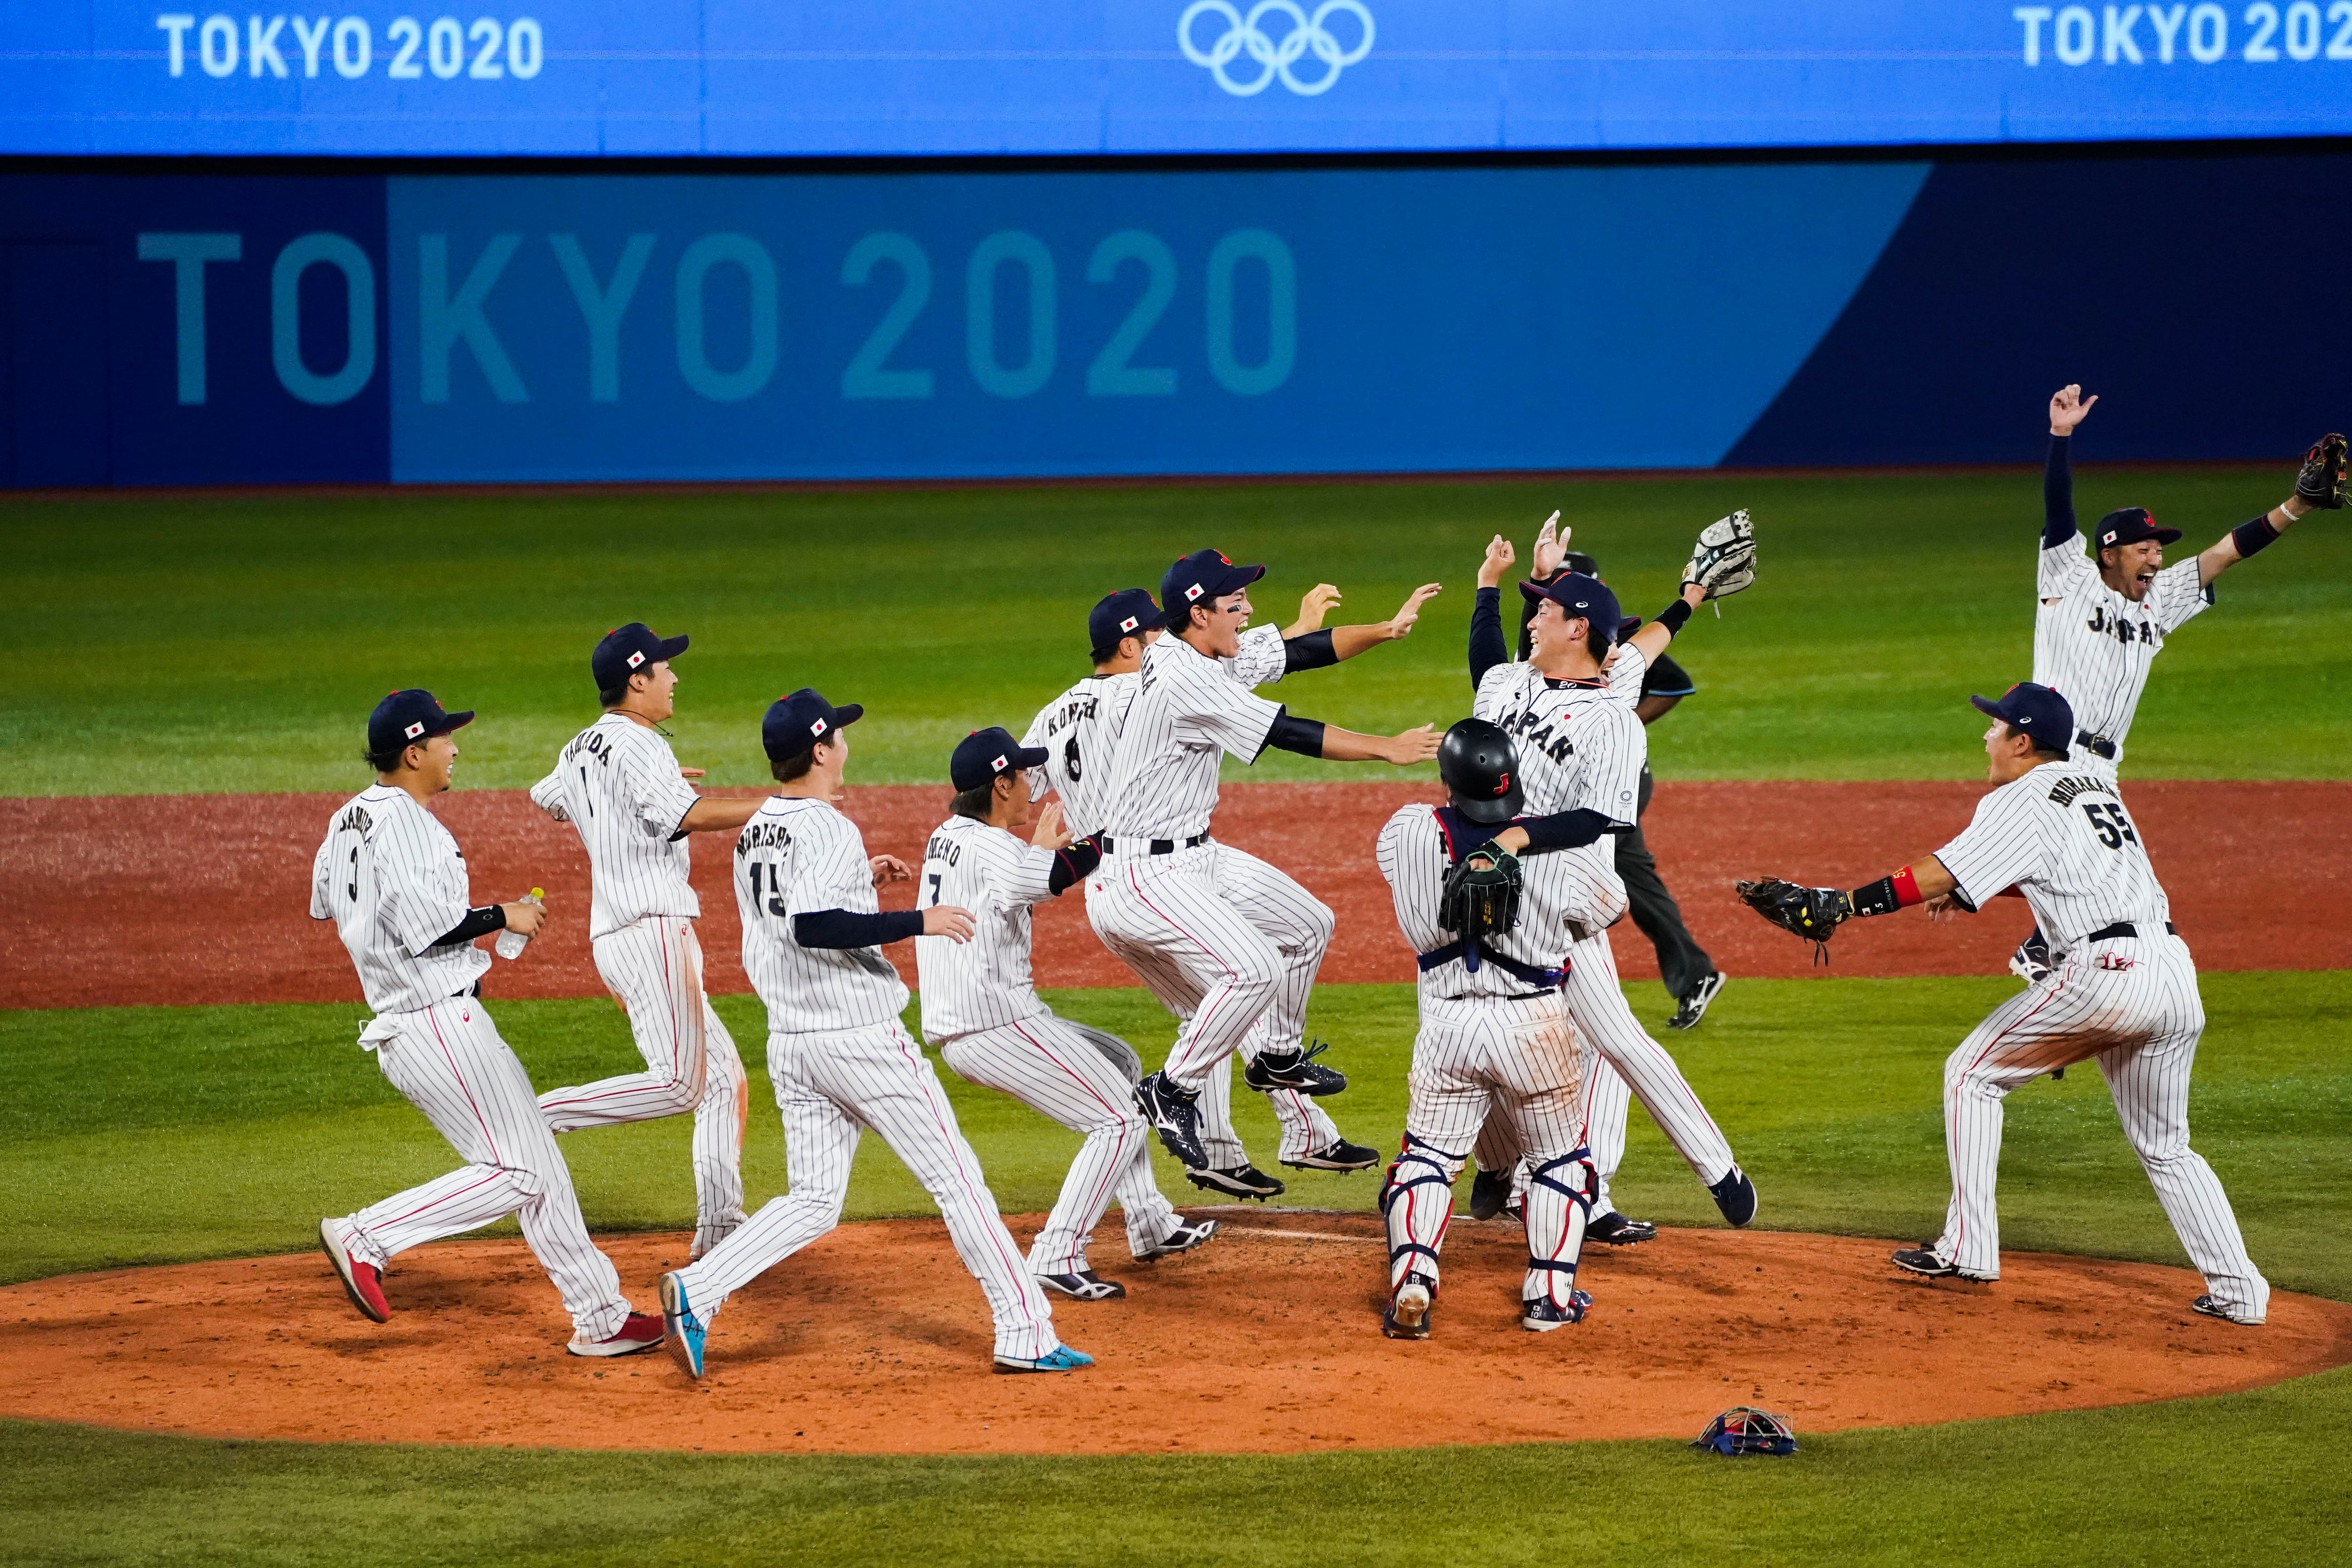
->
2191, 1294, 2263, 1326
319, 1218, 390, 1323
994, 1344, 1095, 1374
1521, 1289, 1594, 1332
569, 1311, 666, 1358
660, 1270, 707, 1379
2010, 932, 2054, 986
1468, 1166, 1513, 1221
1585, 1211, 1659, 1246
1243, 1040, 1348, 1097
1134, 1071, 1209, 1170
1709, 1165, 1759, 1228
1282, 1137, 1382, 1173
1186, 1165, 1285, 1201
1667, 971, 1728, 1031
1890, 1247, 1994, 1281
1037, 1270, 1127, 1301
1383, 1274, 1436, 1340
1136, 1218, 1220, 1261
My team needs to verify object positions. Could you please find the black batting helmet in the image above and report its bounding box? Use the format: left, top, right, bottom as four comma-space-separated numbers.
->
1438, 718, 1523, 825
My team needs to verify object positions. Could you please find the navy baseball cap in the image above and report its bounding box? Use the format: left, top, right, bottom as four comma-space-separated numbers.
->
2092, 507, 2182, 550
762, 688, 863, 763
1089, 588, 1167, 653
592, 622, 690, 691
1520, 571, 1642, 640
950, 726, 1049, 793
1970, 682, 2076, 747
1161, 549, 1265, 621
368, 689, 473, 756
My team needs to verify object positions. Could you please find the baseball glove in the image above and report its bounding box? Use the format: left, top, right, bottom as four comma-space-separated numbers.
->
1441, 843, 1524, 939
1684, 509, 1757, 599
1734, 877, 1851, 963
2296, 433, 2347, 510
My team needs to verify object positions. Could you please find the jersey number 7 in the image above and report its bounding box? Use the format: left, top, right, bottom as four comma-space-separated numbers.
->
2082, 801, 2137, 850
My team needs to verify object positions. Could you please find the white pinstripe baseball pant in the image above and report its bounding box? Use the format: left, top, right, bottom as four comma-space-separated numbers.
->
1087, 842, 1333, 1096
1471, 930, 1736, 1216
940, 1014, 1183, 1272
537, 917, 749, 1253
674, 1021, 1061, 1362
1384, 993, 1594, 1308
1935, 933, 2268, 1320
337, 996, 630, 1341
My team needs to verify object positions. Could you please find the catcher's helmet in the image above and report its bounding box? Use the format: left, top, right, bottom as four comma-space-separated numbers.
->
1692, 1406, 1798, 1457
1438, 718, 1523, 826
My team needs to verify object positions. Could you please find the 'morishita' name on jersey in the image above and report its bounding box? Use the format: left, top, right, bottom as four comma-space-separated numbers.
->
1024, 674, 1132, 840
1932, 764, 2171, 952
732, 796, 909, 1034
309, 784, 489, 1016
1098, 635, 1283, 843
913, 814, 1066, 1041
529, 713, 702, 939
1376, 804, 1582, 1000
1471, 661, 1648, 931
2033, 539, 2212, 765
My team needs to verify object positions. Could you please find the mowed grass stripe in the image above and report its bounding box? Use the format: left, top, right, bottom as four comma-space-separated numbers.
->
4, 974, 2345, 1304
7, 464, 2350, 796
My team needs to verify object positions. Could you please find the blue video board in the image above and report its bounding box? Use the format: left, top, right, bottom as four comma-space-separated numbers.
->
5, 2, 2348, 156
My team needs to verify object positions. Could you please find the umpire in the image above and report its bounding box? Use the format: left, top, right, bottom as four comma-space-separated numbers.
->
1518, 551, 1727, 1030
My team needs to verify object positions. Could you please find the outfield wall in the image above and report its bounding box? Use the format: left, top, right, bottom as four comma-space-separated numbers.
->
3, 149, 2347, 487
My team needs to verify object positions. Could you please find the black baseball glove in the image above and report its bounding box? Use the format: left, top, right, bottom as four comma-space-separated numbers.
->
1441, 843, 1524, 939
2296, 433, 2347, 510
1735, 877, 1851, 963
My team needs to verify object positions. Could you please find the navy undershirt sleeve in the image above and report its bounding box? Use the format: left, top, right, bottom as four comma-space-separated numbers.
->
1281, 629, 1338, 673
1470, 586, 1511, 688
1513, 808, 1617, 853
794, 908, 925, 948
1263, 709, 1327, 758
1048, 837, 1102, 895
2043, 435, 2077, 549
430, 905, 507, 947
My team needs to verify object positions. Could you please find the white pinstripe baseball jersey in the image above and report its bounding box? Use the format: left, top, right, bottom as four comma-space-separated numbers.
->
1099, 635, 1283, 843
1224, 622, 1288, 688
734, 796, 909, 1033
1933, 762, 2170, 951
914, 812, 1062, 1041
1376, 804, 1579, 1000
1470, 664, 1647, 930
2033, 542, 2211, 765
530, 713, 702, 939
310, 784, 490, 1015
1024, 675, 1135, 841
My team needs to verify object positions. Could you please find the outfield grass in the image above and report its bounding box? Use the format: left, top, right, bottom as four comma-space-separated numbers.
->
6, 973, 2345, 1301
8, 465, 2350, 796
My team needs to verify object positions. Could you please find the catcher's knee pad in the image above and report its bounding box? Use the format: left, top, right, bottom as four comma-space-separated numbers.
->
1527, 1146, 1598, 1215
1379, 1133, 1461, 1212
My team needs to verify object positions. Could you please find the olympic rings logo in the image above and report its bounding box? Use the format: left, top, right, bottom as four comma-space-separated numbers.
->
1178, 0, 1375, 97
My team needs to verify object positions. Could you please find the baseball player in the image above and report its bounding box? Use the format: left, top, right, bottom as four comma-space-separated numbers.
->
528, 624, 758, 1260
660, 690, 1089, 1377
1734, 683, 2269, 1323
916, 726, 1219, 1301
2012, 390, 2343, 979
312, 690, 663, 1357
1024, 583, 1434, 1197
1516, 532, 1726, 1030
1462, 526, 1759, 1245
1089, 549, 1443, 1174
1375, 719, 1627, 1337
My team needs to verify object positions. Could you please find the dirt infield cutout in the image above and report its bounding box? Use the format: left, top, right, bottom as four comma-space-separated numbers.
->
4, 1211, 2345, 1455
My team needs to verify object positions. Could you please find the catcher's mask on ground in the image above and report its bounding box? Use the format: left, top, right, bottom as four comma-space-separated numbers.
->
1438, 718, 1523, 824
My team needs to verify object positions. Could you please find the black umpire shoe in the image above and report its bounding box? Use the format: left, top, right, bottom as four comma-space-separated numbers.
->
1243, 1041, 1348, 1097
1709, 1165, 1759, 1227
1186, 1165, 1285, 1201
1586, 1211, 1658, 1246
1666, 971, 1728, 1031
1383, 1274, 1436, 1340
1468, 1165, 1513, 1221
1134, 1072, 1208, 1170
1282, 1137, 1381, 1173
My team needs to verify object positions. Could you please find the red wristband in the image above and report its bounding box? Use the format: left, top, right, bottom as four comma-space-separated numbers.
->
1891, 865, 1922, 908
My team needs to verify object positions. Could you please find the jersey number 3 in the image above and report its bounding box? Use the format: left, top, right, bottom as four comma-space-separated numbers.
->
2082, 801, 2138, 850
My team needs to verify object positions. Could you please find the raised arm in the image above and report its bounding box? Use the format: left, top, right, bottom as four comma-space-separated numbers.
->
2194, 433, 2340, 589
2044, 384, 2096, 551
1469, 534, 1516, 687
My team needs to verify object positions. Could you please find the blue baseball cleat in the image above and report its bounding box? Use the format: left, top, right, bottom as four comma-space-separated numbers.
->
993, 1344, 1095, 1374
660, 1270, 706, 1379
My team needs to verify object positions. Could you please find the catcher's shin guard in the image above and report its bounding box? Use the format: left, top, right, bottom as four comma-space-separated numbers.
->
1522, 1146, 1597, 1307
1380, 1134, 1461, 1292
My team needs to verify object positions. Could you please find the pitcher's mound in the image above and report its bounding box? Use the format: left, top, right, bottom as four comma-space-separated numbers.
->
5, 1211, 2345, 1455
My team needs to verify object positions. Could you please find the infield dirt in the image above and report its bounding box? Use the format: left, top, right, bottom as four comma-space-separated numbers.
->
5, 780, 2345, 1010
3, 1210, 2344, 1456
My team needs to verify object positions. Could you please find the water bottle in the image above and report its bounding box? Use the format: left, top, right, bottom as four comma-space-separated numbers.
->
495, 888, 544, 960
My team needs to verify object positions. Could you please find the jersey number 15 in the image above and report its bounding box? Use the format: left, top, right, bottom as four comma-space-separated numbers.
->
746, 860, 790, 917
